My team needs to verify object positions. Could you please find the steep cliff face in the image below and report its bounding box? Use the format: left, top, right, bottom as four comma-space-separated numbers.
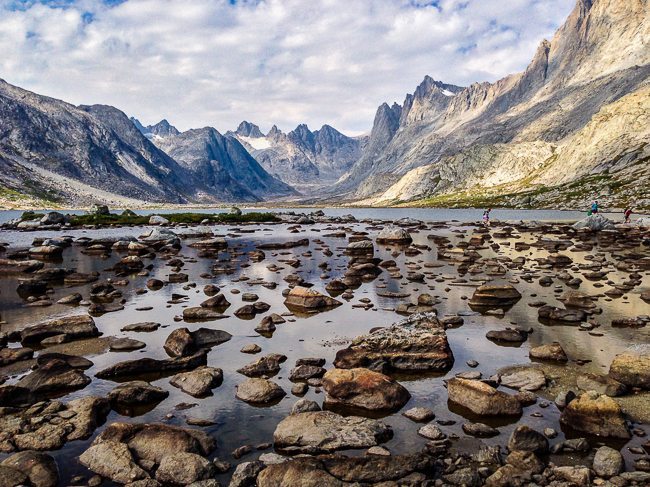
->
0, 80, 197, 204
339, 0, 650, 207
227, 122, 364, 193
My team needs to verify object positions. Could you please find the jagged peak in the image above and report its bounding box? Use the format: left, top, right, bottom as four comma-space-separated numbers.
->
235, 120, 264, 138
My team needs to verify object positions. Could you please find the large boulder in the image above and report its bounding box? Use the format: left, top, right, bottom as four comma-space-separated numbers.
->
284, 286, 342, 311
79, 422, 217, 484
529, 342, 568, 362
322, 368, 410, 412
376, 226, 412, 244
559, 391, 630, 438
40, 212, 65, 225
334, 313, 453, 373
468, 285, 522, 309
507, 425, 549, 454
273, 411, 392, 454
447, 378, 522, 416
573, 214, 615, 231
609, 344, 650, 389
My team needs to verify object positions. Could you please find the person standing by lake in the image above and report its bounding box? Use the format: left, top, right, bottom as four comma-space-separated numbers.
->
482, 208, 492, 227
624, 207, 632, 223
591, 201, 599, 214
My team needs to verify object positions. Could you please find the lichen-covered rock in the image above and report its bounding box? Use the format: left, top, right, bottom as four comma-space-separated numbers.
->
273, 411, 392, 454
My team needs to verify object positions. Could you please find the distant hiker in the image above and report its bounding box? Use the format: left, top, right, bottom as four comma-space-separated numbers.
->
591, 201, 599, 214
624, 207, 632, 223
482, 208, 492, 227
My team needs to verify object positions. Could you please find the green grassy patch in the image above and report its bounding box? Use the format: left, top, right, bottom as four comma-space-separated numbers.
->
68, 211, 280, 226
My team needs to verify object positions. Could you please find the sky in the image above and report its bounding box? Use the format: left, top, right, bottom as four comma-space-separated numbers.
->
0, 0, 576, 135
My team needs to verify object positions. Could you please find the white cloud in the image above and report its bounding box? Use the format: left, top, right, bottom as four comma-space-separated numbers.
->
0, 0, 576, 135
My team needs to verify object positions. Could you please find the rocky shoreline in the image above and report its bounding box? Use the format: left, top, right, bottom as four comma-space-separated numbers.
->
0, 209, 648, 486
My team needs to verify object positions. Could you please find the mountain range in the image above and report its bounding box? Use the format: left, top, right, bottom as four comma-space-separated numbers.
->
0, 0, 648, 209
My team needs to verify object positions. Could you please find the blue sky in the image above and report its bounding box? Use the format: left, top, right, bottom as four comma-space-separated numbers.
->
0, 0, 576, 134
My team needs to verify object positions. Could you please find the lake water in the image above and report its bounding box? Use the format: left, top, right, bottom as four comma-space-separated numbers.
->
0, 207, 628, 225
0, 211, 648, 484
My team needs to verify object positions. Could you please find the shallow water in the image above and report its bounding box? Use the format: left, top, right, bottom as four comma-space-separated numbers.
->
0, 213, 648, 484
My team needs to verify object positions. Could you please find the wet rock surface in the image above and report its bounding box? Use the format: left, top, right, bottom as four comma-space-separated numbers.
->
0, 212, 648, 485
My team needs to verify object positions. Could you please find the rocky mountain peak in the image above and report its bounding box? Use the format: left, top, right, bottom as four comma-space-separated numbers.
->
149, 119, 180, 137
235, 121, 264, 138
288, 123, 316, 150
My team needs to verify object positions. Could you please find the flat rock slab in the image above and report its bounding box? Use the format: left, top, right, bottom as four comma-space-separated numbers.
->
109, 337, 146, 351
273, 411, 393, 454
95, 350, 208, 380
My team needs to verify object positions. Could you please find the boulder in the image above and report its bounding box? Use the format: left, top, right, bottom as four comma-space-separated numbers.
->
284, 286, 342, 311
108, 381, 169, 406
237, 353, 287, 377
592, 445, 624, 478
538, 305, 586, 323
17, 358, 91, 395
0, 347, 34, 366
273, 411, 392, 454
322, 368, 410, 412
20, 315, 98, 345
498, 365, 546, 391
376, 226, 412, 244
529, 342, 568, 362
155, 452, 215, 485
40, 212, 65, 225
573, 214, 615, 231
468, 285, 522, 309
334, 313, 453, 373
148, 215, 169, 225
447, 378, 522, 416
559, 391, 630, 438
170, 367, 223, 397
507, 425, 548, 454
95, 350, 208, 379
609, 344, 650, 389
1, 451, 58, 487
236, 378, 286, 404
164, 328, 195, 357
79, 440, 149, 484
576, 373, 627, 397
